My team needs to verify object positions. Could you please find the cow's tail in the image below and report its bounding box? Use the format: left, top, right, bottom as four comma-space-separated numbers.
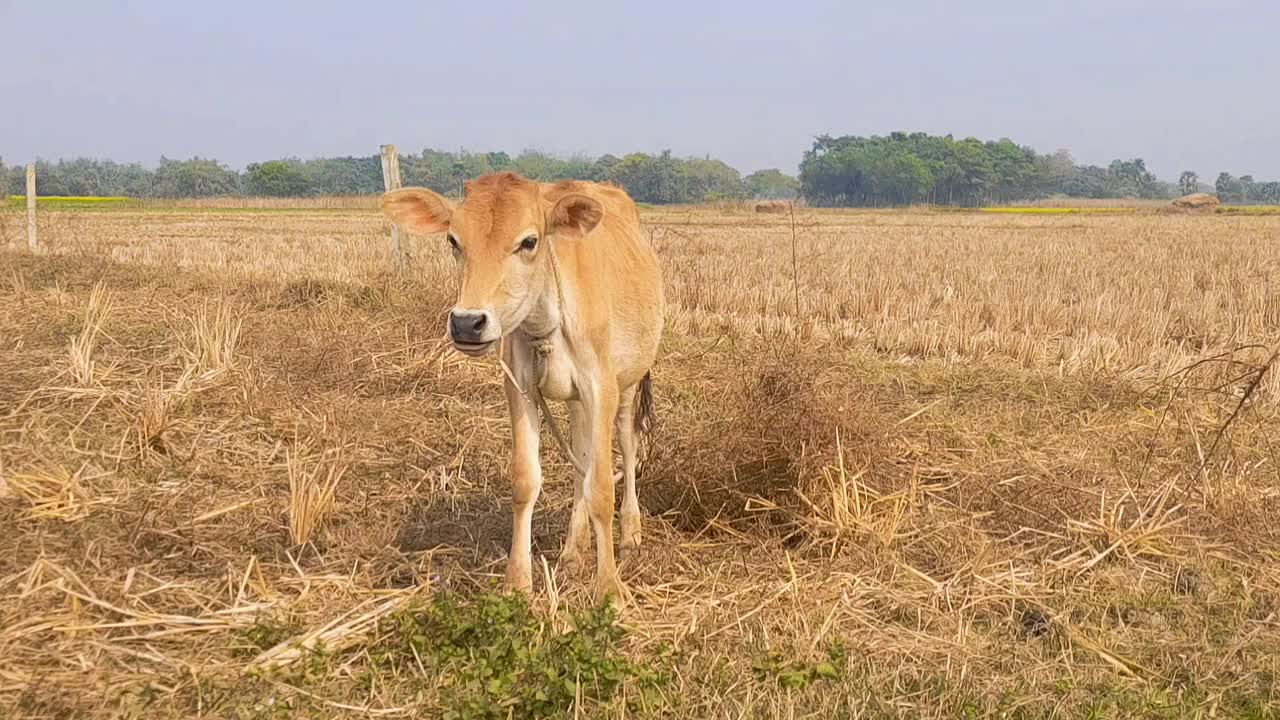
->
632, 372, 655, 478
634, 372, 655, 436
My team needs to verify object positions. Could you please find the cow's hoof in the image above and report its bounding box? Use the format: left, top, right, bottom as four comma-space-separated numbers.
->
593, 574, 631, 607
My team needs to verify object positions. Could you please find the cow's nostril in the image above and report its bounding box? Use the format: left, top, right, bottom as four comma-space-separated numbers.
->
449, 311, 490, 343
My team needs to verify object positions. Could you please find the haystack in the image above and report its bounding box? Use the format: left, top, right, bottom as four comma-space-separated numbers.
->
754, 200, 790, 214
1172, 193, 1221, 211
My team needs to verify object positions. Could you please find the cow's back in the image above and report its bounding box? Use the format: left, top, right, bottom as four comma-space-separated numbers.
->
543, 180, 662, 386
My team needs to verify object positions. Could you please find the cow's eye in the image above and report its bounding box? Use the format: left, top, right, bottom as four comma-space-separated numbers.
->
519, 235, 538, 252
447, 234, 460, 251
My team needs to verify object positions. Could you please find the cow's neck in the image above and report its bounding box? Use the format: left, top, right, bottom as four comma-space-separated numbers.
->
517, 288, 561, 348
516, 264, 579, 404
516, 244, 572, 348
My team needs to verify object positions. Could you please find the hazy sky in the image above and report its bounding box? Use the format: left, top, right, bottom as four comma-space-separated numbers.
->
3, 1, 1277, 180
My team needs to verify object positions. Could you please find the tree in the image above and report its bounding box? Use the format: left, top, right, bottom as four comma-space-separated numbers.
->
2, 159, 28, 197
485, 152, 513, 170
1216, 173, 1240, 203
986, 139, 1037, 203
401, 149, 464, 195
801, 133, 1029, 206
683, 158, 745, 201
1257, 181, 1280, 205
1058, 165, 1111, 198
301, 156, 382, 194
558, 155, 597, 182
1036, 149, 1079, 197
151, 157, 240, 198
5, 164, 21, 196
245, 160, 311, 197
608, 151, 685, 203
744, 169, 800, 199
1178, 171, 1199, 196
513, 150, 563, 180
1239, 175, 1256, 204
1106, 158, 1159, 198
951, 138, 996, 204
868, 149, 933, 205
592, 154, 621, 182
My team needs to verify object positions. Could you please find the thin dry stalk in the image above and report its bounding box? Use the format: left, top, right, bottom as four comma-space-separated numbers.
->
67, 281, 113, 386
132, 363, 216, 458
135, 383, 173, 458
1183, 345, 1279, 501
287, 449, 348, 546
796, 431, 917, 552
245, 590, 418, 675
8, 270, 27, 302
5, 464, 96, 521
788, 202, 800, 320
1055, 477, 1194, 574
184, 299, 243, 373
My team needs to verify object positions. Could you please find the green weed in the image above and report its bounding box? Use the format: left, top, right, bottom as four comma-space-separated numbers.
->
374, 591, 669, 719
751, 643, 847, 690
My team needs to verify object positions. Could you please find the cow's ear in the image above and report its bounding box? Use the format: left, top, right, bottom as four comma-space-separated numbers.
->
547, 194, 602, 239
380, 188, 454, 234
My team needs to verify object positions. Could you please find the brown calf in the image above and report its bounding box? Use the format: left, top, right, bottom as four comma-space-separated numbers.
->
380, 172, 664, 601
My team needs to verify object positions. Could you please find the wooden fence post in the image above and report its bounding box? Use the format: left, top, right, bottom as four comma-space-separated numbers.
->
26, 163, 37, 250
379, 145, 405, 269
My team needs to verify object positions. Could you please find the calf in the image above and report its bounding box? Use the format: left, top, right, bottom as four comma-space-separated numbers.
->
380, 172, 664, 600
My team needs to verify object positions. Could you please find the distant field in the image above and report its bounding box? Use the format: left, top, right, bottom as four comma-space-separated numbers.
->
136, 195, 380, 210
10, 193, 1280, 217
1005, 197, 1172, 209
1217, 205, 1280, 215
5, 195, 134, 210
1, 206, 1278, 718
978, 206, 1137, 214
5, 195, 375, 212
984, 204, 1280, 216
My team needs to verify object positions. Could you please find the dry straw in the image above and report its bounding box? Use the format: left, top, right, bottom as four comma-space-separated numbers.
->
4, 463, 97, 521
286, 447, 348, 547
183, 299, 243, 373
66, 280, 113, 386
1, 203, 1278, 717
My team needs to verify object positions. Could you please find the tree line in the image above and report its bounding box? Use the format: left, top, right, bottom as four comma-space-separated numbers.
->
0, 151, 799, 205
3, 134, 1276, 206
1209, 172, 1280, 205
806, 133, 1145, 206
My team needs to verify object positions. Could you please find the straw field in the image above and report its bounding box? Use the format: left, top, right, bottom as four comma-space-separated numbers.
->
1, 204, 1278, 718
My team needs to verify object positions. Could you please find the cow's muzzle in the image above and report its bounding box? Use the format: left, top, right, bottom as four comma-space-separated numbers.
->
448, 310, 498, 356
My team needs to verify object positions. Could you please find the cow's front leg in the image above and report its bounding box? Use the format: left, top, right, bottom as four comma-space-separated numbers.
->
502, 340, 541, 593
558, 401, 592, 573
584, 375, 627, 602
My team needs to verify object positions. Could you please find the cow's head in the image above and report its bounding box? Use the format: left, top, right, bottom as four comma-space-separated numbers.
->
380, 172, 602, 356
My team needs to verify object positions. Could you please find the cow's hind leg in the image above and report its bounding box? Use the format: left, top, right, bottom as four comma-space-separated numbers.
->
616, 384, 642, 554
